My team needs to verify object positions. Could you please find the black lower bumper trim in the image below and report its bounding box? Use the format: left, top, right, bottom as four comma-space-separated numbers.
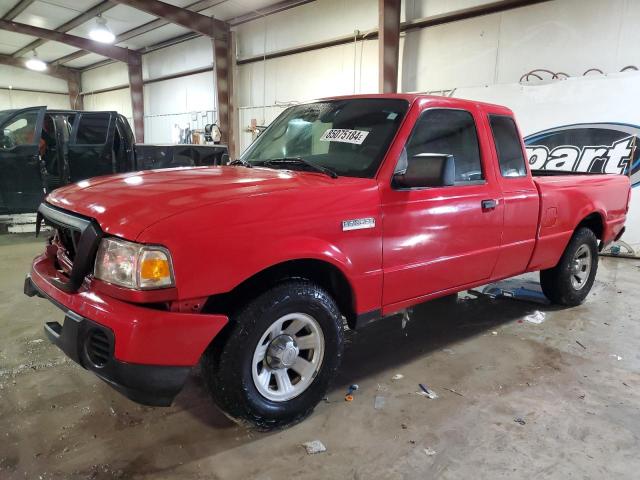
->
26, 275, 191, 407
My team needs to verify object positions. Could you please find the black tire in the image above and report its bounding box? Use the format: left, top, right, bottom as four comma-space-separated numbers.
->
540, 227, 599, 306
201, 280, 344, 430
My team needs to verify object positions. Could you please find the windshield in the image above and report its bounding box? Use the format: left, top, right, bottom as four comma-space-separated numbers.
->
241, 98, 409, 178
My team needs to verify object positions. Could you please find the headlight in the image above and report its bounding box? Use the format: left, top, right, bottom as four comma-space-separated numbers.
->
94, 237, 174, 289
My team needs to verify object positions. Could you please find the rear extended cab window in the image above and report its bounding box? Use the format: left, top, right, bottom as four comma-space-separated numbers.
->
489, 115, 527, 177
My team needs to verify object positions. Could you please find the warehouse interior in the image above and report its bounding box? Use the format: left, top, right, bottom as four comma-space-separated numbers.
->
1, 0, 639, 478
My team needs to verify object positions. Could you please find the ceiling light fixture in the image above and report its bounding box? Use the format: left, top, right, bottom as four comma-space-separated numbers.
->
25, 50, 47, 71
89, 14, 115, 44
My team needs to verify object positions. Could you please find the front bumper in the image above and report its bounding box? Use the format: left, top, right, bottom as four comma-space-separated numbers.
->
25, 253, 229, 406
25, 275, 191, 406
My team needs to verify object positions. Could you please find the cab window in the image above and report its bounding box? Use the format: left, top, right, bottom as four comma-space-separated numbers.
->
489, 115, 527, 177
402, 108, 483, 183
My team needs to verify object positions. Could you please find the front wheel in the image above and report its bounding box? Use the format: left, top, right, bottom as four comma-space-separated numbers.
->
201, 280, 344, 430
540, 227, 599, 306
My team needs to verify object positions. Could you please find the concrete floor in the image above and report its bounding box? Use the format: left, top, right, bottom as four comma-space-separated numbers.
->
1, 234, 639, 480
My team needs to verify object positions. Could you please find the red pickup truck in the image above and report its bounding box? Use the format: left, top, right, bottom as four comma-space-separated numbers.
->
25, 94, 630, 429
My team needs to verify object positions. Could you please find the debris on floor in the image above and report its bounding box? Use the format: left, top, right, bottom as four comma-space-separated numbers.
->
514, 417, 526, 425
610, 354, 623, 361
480, 284, 549, 304
417, 384, 438, 399
302, 440, 327, 455
423, 447, 437, 456
442, 386, 464, 397
401, 308, 413, 330
374, 395, 385, 410
524, 311, 546, 324
391, 373, 404, 381
345, 384, 359, 402
576, 340, 587, 349
491, 331, 498, 336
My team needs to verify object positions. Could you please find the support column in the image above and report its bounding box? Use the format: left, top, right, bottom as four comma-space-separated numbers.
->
67, 69, 83, 110
212, 23, 235, 159
378, 0, 401, 93
127, 52, 145, 143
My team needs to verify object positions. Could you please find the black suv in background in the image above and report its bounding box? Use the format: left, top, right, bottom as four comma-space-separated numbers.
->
0, 107, 227, 214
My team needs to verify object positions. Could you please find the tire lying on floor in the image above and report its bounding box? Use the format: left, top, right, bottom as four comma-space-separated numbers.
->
540, 227, 599, 306
201, 280, 344, 430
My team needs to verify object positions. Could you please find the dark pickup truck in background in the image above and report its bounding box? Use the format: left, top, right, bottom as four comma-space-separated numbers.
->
0, 106, 228, 215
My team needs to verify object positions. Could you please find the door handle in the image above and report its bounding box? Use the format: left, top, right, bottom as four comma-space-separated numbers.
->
481, 199, 498, 210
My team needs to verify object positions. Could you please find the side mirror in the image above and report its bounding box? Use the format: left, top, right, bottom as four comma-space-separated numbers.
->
393, 153, 456, 189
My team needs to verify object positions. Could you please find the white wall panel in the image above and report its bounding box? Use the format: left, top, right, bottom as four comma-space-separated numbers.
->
143, 71, 216, 144
81, 62, 129, 93
144, 71, 215, 116
236, 0, 379, 59
0, 65, 68, 93
0, 89, 69, 110
401, 13, 500, 92
406, 0, 496, 19
238, 39, 379, 108
495, 0, 627, 84
143, 36, 213, 80
83, 88, 132, 118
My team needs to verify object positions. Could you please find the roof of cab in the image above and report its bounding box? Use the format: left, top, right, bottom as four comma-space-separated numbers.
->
316, 93, 513, 114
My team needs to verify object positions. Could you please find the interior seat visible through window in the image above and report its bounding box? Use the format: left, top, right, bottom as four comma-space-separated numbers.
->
401, 108, 484, 184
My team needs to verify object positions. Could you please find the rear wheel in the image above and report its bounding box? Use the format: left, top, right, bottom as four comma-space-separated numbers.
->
540, 227, 598, 306
201, 280, 343, 430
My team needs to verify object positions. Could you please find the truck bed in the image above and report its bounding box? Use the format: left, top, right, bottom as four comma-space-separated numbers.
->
528, 173, 630, 270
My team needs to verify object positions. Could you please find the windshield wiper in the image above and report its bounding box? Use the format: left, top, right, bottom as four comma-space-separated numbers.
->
261, 157, 338, 178
229, 158, 253, 168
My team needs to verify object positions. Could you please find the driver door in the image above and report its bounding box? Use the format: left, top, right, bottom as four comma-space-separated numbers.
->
67, 111, 117, 182
0, 107, 46, 213
380, 104, 504, 307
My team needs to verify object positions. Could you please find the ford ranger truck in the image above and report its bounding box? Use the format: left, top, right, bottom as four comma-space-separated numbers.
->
24, 94, 631, 429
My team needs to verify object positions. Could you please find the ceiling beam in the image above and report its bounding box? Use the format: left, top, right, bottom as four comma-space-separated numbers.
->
50, 0, 227, 66
51, 49, 94, 67
109, 0, 228, 39
112, 0, 227, 44
11, 0, 116, 58
75, 0, 313, 71
0, 19, 138, 63
2, 0, 36, 21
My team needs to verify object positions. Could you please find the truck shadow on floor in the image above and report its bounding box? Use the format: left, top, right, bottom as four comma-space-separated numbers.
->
175, 285, 559, 429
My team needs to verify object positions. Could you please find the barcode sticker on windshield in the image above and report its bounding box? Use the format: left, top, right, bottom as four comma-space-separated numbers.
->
320, 129, 369, 145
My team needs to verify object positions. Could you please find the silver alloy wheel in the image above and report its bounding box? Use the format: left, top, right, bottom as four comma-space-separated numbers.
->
570, 244, 592, 290
252, 312, 325, 402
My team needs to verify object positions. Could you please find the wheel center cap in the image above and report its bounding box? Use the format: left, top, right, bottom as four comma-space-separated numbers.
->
266, 335, 299, 369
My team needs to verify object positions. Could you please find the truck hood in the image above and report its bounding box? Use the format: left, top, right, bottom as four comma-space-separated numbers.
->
46, 166, 344, 239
